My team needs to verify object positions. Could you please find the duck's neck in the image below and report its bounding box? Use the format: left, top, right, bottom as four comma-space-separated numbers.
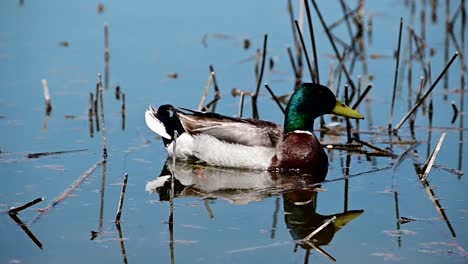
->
283, 110, 315, 134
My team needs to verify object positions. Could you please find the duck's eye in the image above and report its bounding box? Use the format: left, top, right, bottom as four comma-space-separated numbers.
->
341, 103, 345, 107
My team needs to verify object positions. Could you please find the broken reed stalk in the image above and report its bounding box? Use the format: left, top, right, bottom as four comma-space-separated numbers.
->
198, 72, 213, 111
94, 83, 100, 131
451, 101, 459, 123
32, 160, 103, 223
421, 132, 446, 181
208, 65, 221, 112
303, 0, 320, 83
104, 23, 110, 89
389, 18, 404, 132
264, 84, 286, 115
89, 93, 94, 137
294, 20, 314, 82
394, 52, 458, 131
238, 93, 246, 117
115, 85, 121, 100
310, 0, 357, 92
115, 173, 129, 222
352, 83, 373, 109
9, 197, 44, 215
344, 84, 352, 143
339, 0, 355, 47
98, 73, 108, 160
353, 137, 398, 158
287, 46, 299, 78
122, 92, 126, 131
204, 199, 214, 219
209, 65, 221, 95
303, 216, 336, 241
41, 79, 52, 113
392, 142, 420, 172
252, 34, 268, 119
328, 6, 358, 30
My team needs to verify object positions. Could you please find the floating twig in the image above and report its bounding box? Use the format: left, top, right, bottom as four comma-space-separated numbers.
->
9, 197, 44, 215
115, 173, 129, 222
98, 73, 108, 160
303, 216, 336, 241
42, 79, 52, 114
27, 149, 87, 159
421, 132, 446, 181
394, 52, 458, 131
32, 160, 103, 223
389, 18, 404, 132
264, 84, 286, 115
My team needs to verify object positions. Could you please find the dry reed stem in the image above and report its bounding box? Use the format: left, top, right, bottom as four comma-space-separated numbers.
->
303, 216, 336, 241
115, 173, 129, 222
394, 52, 458, 131
41, 79, 52, 113
198, 72, 214, 111
421, 132, 446, 180
98, 73, 108, 160
32, 160, 103, 223
9, 197, 44, 215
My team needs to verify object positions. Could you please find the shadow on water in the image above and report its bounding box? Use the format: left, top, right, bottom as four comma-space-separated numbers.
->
146, 160, 364, 263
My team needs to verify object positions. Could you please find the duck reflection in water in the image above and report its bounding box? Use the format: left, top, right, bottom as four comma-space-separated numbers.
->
147, 160, 363, 261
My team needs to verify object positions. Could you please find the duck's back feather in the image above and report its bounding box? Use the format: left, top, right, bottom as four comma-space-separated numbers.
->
173, 107, 283, 148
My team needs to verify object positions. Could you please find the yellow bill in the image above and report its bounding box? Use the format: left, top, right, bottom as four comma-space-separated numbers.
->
332, 99, 364, 119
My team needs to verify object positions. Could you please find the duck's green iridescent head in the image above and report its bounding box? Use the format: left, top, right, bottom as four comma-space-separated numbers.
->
284, 83, 364, 134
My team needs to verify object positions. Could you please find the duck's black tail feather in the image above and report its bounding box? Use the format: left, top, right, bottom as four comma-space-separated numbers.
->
145, 104, 186, 146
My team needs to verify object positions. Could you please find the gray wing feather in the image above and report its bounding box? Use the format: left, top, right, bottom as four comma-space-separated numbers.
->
174, 110, 282, 148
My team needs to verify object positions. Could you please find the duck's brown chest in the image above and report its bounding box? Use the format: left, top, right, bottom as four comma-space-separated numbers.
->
269, 132, 328, 176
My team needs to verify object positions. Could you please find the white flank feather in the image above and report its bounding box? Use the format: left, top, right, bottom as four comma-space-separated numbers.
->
166, 133, 195, 159
192, 134, 275, 170
145, 107, 171, 139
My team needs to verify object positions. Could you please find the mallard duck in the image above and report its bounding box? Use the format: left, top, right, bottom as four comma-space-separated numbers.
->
145, 83, 363, 174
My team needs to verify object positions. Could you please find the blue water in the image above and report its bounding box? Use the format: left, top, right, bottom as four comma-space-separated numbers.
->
1, 0, 467, 263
